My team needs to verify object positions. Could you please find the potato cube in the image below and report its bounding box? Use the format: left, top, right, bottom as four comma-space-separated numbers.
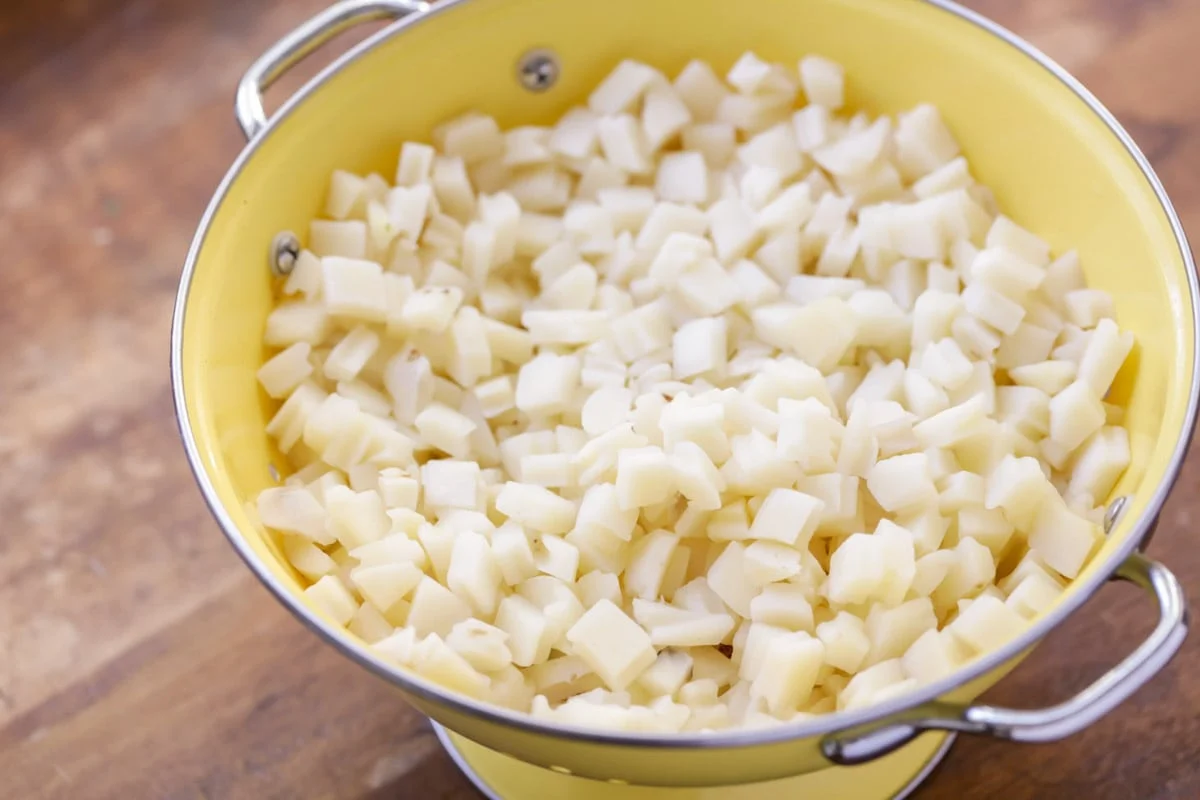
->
636, 649, 694, 699
321, 256, 387, 322
867, 453, 938, 512
590, 60, 662, 114
826, 521, 915, 607
909, 549, 955, 598
406, 577, 473, 638
351, 561, 423, 615
864, 596, 938, 669
840, 659, 906, 711
743, 541, 803, 586
706, 542, 755, 617
751, 632, 825, 715
411, 632, 491, 699
402, 286, 464, 332
673, 316, 728, 380
567, 600, 658, 691
656, 151, 709, 204
749, 583, 814, 631
947, 594, 1027, 654
444, 619, 513, 673
515, 353, 582, 417
283, 536, 337, 581
962, 283, 1025, 336
494, 594, 553, 667
814, 611, 870, 673
1077, 318, 1134, 398
958, 507, 1015, 557
446, 530, 503, 617
347, 601, 394, 644
258, 342, 315, 399
414, 402, 477, 460
796, 53, 844, 108
1005, 572, 1063, 620
421, 459, 482, 511
671, 441, 725, 511
533, 534, 580, 583
932, 537, 995, 610
1068, 426, 1130, 502
615, 446, 677, 509
776, 397, 841, 472
1049, 380, 1105, 452
351, 533, 427, 570
901, 629, 965, 684
621, 529, 679, 601
576, 569, 623, 608
490, 522, 539, 587
674, 60, 730, 121
919, 338, 974, 391
258, 485, 331, 543
747, 488, 824, 548
573, 482, 639, 544
1029, 496, 1100, 579
1064, 289, 1116, 329
894, 104, 959, 180
813, 118, 890, 177
325, 485, 389, 549
751, 298, 858, 372
596, 114, 653, 175
495, 482, 577, 534
985, 454, 1053, 531
303, 574, 358, 625
310, 219, 367, 259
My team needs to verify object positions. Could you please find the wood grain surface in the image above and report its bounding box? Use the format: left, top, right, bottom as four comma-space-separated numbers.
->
2, 0, 1198, 797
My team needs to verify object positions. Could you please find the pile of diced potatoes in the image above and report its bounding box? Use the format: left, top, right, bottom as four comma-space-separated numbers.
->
254, 51, 1135, 732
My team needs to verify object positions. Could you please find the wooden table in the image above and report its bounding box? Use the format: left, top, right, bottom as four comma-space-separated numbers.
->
2, 0, 1199, 797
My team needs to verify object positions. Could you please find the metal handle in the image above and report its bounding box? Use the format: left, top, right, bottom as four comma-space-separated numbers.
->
824, 553, 1188, 764
235, 0, 428, 141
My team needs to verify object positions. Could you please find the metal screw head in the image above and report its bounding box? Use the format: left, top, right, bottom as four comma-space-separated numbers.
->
270, 231, 301, 277
517, 48, 560, 92
1104, 495, 1130, 534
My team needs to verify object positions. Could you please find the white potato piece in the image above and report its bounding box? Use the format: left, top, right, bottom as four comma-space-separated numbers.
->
567, 600, 658, 691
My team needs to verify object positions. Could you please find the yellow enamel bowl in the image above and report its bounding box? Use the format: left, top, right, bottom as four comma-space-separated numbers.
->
173, 0, 1197, 789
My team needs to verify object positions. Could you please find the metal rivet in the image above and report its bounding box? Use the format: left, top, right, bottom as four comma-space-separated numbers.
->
517, 48, 560, 92
1104, 495, 1129, 534
270, 231, 301, 277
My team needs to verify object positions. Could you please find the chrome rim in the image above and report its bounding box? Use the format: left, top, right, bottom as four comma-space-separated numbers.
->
170, 0, 1200, 752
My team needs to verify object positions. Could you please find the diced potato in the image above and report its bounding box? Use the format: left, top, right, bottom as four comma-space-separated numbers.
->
826, 521, 915, 607
495, 482, 577, 534
751, 632, 824, 715
304, 574, 358, 625
749, 583, 814, 632
256, 52, 1137, 728
1048, 380, 1105, 452
946, 594, 1027, 655
1029, 495, 1101, 579
706, 542, 755, 617
746, 488, 824, 548
567, 600, 658, 691
901, 629, 964, 684
840, 659, 906, 711
865, 598, 938, 666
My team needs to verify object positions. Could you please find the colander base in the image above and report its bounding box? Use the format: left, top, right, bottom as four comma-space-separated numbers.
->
432, 723, 956, 800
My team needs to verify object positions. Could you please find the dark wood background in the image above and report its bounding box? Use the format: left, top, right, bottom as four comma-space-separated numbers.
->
2, 1, 1198, 797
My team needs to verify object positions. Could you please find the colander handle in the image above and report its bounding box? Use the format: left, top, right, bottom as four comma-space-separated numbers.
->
234, 0, 429, 140
823, 553, 1188, 764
